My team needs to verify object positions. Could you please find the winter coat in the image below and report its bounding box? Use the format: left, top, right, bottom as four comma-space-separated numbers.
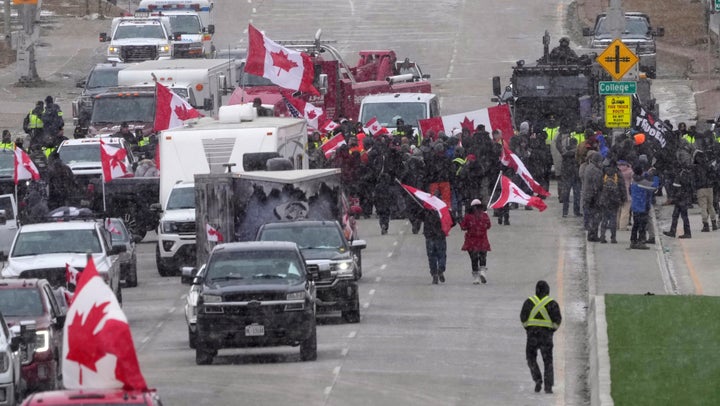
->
582, 151, 604, 209
134, 159, 160, 177
422, 208, 446, 240
630, 175, 655, 213
459, 210, 491, 252
617, 161, 634, 202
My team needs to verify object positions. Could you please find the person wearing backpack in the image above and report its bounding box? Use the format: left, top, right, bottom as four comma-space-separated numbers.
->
598, 159, 626, 243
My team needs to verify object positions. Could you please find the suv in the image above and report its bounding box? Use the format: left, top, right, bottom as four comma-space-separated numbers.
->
255, 220, 366, 323
71, 63, 128, 138
21, 389, 163, 405
192, 241, 324, 364
0, 279, 65, 393
583, 12, 664, 79
100, 16, 173, 63
0, 220, 124, 304
0, 310, 25, 405
155, 182, 196, 277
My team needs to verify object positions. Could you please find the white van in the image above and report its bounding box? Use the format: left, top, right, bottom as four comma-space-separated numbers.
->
137, 0, 215, 57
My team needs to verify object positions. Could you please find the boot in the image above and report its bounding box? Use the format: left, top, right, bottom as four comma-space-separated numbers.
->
702, 222, 710, 232
713, 219, 718, 231
432, 274, 439, 284
663, 230, 675, 238
678, 234, 692, 239
472, 271, 480, 285
479, 267, 487, 284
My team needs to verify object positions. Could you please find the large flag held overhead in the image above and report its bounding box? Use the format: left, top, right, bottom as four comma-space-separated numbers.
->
364, 117, 389, 137
489, 174, 547, 212
281, 90, 325, 130
500, 145, 550, 197
245, 24, 319, 95
418, 104, 513, 144
400, 184, 453, 236
62, 255, 148, 391
100, 142, 131, 182
13, 146, 40, 185
154, 82, 202, 132
632, 94, 668, 148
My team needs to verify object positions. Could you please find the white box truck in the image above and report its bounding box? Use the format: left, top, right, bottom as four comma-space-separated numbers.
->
137, 0, 215, 58
154, 104, 309, 276
116, 58, 237, 110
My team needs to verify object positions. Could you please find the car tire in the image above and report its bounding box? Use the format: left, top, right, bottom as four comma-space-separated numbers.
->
299, 323, 317, 361
155, 245, 175, 277
195, 346, 216, 365
188, 326, 197, 349
125, 262, 138, 288
341, 290, 360, 323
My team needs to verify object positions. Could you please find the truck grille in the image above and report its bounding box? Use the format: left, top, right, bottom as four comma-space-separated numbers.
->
19, 268, 67, 288
121, 46, 157, 62
223, 292, 286, 302
176, 221, 196, 234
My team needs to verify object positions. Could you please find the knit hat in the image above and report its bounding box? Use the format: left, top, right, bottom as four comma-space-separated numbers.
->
471, 199, 482, 206
45, 95, 53, 105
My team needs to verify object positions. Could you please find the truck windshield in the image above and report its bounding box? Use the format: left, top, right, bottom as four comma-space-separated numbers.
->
0, 289, 43, 317
12, 230, 102, 257
206, 250, 304, 284
59, 143, 122, 164
169, 15, 202, 34
91, 97, 156, 124
259, 226, 344, 250
238, 70, 274, 87
87, 69, 121, 89
359, 102, 427, 128
114, 24, 166, 40
596, 16, 650, 38
166, 187, 195, 210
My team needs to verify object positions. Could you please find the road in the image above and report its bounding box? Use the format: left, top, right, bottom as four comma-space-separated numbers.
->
0, 0, 701, 404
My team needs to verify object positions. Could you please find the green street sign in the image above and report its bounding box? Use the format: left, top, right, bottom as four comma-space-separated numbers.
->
716, 0, 720, 12
599, 81, 637, 95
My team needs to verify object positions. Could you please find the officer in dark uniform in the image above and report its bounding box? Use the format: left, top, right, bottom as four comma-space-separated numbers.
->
520, 280, 562, 394
549, 37, 578, 63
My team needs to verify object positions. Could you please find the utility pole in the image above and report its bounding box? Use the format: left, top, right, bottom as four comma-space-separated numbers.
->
11, 0, 41, 85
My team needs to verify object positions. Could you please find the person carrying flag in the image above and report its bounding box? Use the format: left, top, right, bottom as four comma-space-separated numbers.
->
460, 199, 491, 284
422, 190, 450, 285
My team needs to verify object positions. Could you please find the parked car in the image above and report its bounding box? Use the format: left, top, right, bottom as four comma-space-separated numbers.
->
0, 310, 26, 405
183, 264, 205, 349
191, 241, 326, 364
107, 218, 138, 288
0, 279, 65, 393
255, 220, 366, 323
21, 389, 163, 405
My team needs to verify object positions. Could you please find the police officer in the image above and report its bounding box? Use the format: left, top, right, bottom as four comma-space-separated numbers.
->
549, 37, 578, 63
0, 131, 14, 150
41, 96, 64, 144
114, 122, 136, 145
24, 101, 45, 151
520, 280, 562, 394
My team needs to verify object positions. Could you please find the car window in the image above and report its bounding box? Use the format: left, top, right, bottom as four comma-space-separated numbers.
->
0, 150, 14, 180
58, 143, 124, 164
42, 285, 61, 317
109, 219, 129, 243
169, 15, 201, 34
12, 229, 102, 256
166, 187, 195, 210
87, 68, 121, 89
259, 225, 344, 249
114, 24, 166, 40
206, 250, 303, 283
0, 288, 44, 317
0, 195, 15, 220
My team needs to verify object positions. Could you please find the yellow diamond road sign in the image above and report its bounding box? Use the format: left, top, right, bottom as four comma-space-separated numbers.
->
596, 39, 639, 81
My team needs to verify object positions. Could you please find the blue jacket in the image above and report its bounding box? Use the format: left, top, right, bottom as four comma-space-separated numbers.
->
630, 176, 656, 213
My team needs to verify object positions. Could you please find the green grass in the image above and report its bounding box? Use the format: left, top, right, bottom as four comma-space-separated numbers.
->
605, 294, 720, 405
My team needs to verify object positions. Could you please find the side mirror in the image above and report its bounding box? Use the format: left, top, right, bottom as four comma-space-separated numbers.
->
317, 74, 328, 96
208, 24, 215, 35
55, 314, 66, 329
9, 336, 21, 352
655, 27, 665, 37
0, 252, 7, 262
110, 245, 127, 255
99, 32, 108, 42
181, 266, 198, 284
582, 27, 593, 36
492, 76, 501, 97
422, 73, 431, 79
76, 79, 86, 88
150, 203, 163, 213
350, 239, 367, 250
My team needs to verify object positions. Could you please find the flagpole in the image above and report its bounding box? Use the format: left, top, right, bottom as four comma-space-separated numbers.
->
394, 178, 426, 210
102, 172, 107, 214
488, 171, 503, 207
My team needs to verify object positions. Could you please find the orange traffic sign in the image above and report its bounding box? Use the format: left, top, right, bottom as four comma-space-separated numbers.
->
596, 39, 639, 81
12, 0, 39, 4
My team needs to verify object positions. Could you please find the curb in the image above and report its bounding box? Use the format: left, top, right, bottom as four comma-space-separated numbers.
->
588, 295, 614, 406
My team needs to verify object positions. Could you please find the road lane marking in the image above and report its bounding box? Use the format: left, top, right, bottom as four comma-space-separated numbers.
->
333, 366, 341, 376
380, 264, 387, 270
323, 387, 332, 396
393, 241, 398, 246
168, 307, 176, 313
348, 331, 356, 339
363, 302, 369, 309
368, 289, 375, 296
341, 348, 348, 357
386, 252, 392, 258
680, 240, 703, 295
375, 276, 382, 282
556, 234, 566, 403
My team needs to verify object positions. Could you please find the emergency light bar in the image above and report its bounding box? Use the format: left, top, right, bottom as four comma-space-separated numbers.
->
143, 4, 207, 11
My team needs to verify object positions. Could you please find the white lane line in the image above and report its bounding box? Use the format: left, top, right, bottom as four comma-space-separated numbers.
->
375, 276, 382, 282
348, 331, 356, 339
341, 348, 349, 357
333, 366, 341, 376
363, 302, 369, 309
323, 387, 332, 396
386, 252, 392, 258
399, 230, 405, 235
380, 264, 387, 270
168, 307, 176, 313
156, 321, 164, 329
141, 336, 150, 343
369, 289, 375, 295
393, 241, 398, 246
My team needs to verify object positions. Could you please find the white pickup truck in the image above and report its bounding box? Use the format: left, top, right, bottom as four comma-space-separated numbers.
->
101, 15, 174, 63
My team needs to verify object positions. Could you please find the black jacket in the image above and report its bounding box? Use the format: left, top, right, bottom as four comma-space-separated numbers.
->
520, 280, 562, 336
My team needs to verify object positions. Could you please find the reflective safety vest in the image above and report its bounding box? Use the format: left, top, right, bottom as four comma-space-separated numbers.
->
28, 110, 44, 129
138, 136, 151, 147
523, 295, 557, 329
0, 142, 14, 150
544, 126, 559, 145
452, 157, 467, 176
681, 133, 695, 144
43, 146, 56, 158
570, 131, 585, 144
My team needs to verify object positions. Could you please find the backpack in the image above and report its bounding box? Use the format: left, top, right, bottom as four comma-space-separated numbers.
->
599, 173, 622, 207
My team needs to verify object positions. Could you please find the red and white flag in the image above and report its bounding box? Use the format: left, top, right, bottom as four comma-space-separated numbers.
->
321, 133, 346, 158
63, 255, 148, 391
500, 145, 550, 197
400, 184, 453, 236
206, 223, 224, 243
281, 91, 325, 130
153, 82, 202, 132
245, 24, 319, 96
321, 120, 339, 134
489, 175, 547, 212
100, 142, 131, 182
419, 104, 513, 144
105, 219, 122, 236
66, 263, 80, 286
14, 146, 40, 185
364, 117, 389, 137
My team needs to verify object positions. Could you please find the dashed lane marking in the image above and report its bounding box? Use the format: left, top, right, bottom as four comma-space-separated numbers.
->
348, 331, 356, 339
369, 289, 375, 296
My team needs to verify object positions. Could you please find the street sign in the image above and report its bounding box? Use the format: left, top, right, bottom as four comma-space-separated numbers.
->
716, 0, 720, 12
596, 39, 639, 81
599, 81, 637, 95
605, 95, 632, 128
12, 0, 39, 4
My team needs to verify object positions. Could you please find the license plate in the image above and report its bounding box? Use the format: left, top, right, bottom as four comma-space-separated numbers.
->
245, 324, 264, 336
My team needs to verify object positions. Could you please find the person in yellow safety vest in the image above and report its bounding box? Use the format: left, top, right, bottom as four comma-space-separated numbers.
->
43, 145, 56, 158
24, 101, 45, 150
520, 280, 562, 394
0, 130, 14, 150
677, 122, 694, 144
543, 115, 560, 145
570, 122, 586, 144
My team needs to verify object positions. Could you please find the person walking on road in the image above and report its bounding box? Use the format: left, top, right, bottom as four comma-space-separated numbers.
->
460, 199, 491, 284
422, 194, 448, 285
520, 280, 562, 394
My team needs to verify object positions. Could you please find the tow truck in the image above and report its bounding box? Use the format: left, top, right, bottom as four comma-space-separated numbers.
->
228, 30, 432, 123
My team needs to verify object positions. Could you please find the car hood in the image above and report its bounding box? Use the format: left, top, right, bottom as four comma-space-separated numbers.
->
89, 122, 154, 138
161, 209, 195, 222
2, 253, 111, 277
301, 248, 352, 261
203, 282, 300, 293
112, 38, 168, 46
5, 316, 51, 331
66, 161, 103, 175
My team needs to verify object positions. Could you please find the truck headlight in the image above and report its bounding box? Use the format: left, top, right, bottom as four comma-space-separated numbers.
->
158, 44, 171, 54
202, 294, 222, 303
108, 46, 119, 55
161, 221, 178, 233
636, 43, 655, 54
286, 291, 305, 301
332, 260, 354, 274
0, 353, 8, 373
35, 330, 49, 353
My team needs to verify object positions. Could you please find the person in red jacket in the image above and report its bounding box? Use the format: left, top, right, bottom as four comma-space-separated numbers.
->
460, 198, 492, 284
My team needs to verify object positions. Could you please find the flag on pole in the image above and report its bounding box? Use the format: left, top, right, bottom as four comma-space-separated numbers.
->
100, 142, 131, 182
321, 133, 346, 158
65, 263, 80, 286
245, 24, 319, 95
419, 105, 513, 144
281, 90, 325, 130
364, 117, 389, 137
154, 82, 203, 132
14, 146, 40, 185
62, 255, 148, 391
206, 224, 224, 243
400, 184, 453, 236
499, 145, 550, 197
489, 175, 547, 212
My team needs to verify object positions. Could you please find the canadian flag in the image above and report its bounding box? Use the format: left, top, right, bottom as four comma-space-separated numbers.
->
419, 104, 513, 144
321, 133, 346, 158
206, 223, 224, 243
63, 255, 148, 391
100, 142, 131, 182
500, 145, 550, 197
281, 91, 325, 130
489, 175, 547, 212
153, 82, 202, 132
66, 263, 80, 286
105, 219, 122, 236
245, 24, 319, 96
321, 120, 340, 134
14, 146, 40, 185
400, 184, 453, 236
364, 117, 389, 137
